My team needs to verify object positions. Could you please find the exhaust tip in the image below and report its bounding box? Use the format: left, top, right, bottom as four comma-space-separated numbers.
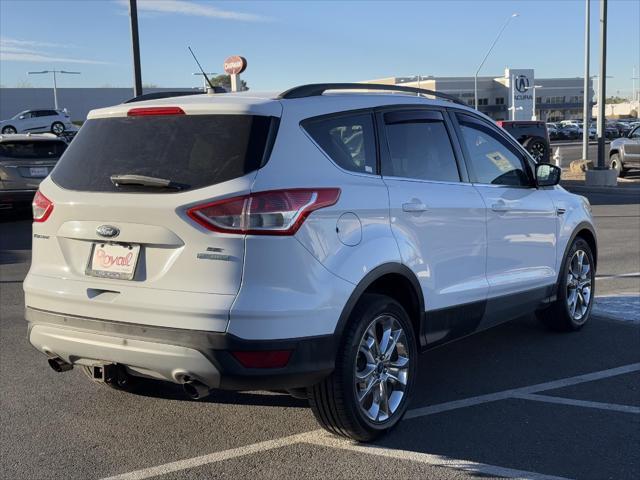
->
183, 379, 211, 400
48, 357, 73, 373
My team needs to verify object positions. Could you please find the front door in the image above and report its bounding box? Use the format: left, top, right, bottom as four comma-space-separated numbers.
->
378, 108, 488, 344
452, 112, 558, 323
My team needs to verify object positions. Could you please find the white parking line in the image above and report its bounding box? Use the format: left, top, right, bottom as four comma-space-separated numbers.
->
595, 272, 640, 280
514, 393, 640, 414
308, 434, 572, 480
406, 362, 640, 419
99, 362, 640, 480
100, 431, 322, 480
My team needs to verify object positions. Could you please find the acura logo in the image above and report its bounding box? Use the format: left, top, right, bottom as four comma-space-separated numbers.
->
515, 75, 530, 93
96, 225, 120, 238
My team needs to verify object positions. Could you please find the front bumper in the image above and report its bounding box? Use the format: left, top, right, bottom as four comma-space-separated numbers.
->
26, 307, 336, 390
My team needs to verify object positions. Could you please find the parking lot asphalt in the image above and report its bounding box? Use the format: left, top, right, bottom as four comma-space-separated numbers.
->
1, 188, 638, 480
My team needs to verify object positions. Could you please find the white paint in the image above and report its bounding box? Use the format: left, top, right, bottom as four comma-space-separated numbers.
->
308, 434, 572, 480
99, 363, 640, 480
514, 393, 640, 414
595, 272, 640, 280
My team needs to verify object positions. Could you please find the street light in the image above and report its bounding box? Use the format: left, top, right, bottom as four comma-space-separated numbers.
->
474, 13, 519, 110
27, 70, 81, 110
528, 85, 543, 120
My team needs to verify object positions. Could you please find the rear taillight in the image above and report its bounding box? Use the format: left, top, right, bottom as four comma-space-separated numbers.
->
32, 190, 53, 222
186, 188, 340, 235
231, 350, 292, 369
127, 106, 185, 116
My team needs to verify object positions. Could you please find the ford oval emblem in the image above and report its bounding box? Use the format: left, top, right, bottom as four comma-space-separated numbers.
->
96, 225, 120, 238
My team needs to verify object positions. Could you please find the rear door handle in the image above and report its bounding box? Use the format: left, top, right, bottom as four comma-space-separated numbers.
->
402, 202, 428, 212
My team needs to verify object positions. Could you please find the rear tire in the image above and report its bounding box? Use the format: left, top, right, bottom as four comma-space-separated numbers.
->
523, 137, 549, 163
307, 294, 417, 441
537, 237, 595, 332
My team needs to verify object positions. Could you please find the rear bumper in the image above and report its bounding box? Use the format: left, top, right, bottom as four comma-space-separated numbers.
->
26, 307, 336, 390
0, 189, 35, 208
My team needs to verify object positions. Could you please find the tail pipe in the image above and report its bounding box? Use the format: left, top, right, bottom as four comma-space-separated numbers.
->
48, 357, 73, 373
183, 379, 211, 400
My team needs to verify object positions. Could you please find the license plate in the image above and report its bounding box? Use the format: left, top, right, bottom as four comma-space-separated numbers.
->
29, 167, 48, 178
86, 243, 140, 280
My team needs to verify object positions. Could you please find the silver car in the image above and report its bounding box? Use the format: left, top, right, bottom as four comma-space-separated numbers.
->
609, 125, 640, 177
0, 134, 67, 210
0, 109, 77, 135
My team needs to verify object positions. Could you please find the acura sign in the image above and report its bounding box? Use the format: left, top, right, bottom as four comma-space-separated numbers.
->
507, 68, 534, 121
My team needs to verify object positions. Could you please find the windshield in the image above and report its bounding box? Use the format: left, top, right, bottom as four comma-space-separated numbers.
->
0, 140, 67, 160
51, 114, 277, 193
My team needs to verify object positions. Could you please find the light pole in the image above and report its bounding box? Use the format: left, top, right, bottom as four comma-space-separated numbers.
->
474, 13, 519, 110
129, 0, 143, 97
582, 0, 590, 161
27, 70, 81, 110
596, 0, 608, 170
529, 84, 542, 120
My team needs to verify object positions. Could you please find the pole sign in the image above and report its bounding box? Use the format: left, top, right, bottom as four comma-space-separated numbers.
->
223, 56, 247, 75
507, 68, 534, 121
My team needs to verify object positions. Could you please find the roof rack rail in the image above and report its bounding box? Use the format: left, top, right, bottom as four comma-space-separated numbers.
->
278, 83, 465, 105
123, 89, 224, 104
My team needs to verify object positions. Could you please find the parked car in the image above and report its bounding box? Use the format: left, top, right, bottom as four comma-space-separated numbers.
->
559, 124, 581, 140
496, 120, 551, 163
609, 125, 640, 176
24, 84, 597, 441
0, 109, 77, 135
0, 133, 67, 210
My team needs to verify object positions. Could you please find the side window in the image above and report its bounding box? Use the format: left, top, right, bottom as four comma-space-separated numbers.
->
44, 110, 58, 117
302, 113, 376, 174
382, 110, 460, 182
21, 112, 32, 119
456, 113, 532, 187
631, 127, 640, 139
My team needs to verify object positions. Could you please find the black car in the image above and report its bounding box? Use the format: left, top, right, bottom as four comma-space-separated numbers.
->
497, 121, 551, 163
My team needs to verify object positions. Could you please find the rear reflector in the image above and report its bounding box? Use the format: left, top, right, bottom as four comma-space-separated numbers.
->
231, 350, 292, 369
186, 188, 340, 235
127, 106, 185, 116
32, 190, 53, 222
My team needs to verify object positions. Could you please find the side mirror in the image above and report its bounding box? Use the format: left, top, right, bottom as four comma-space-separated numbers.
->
19, 115, 25, 120
535, 163, 561, 187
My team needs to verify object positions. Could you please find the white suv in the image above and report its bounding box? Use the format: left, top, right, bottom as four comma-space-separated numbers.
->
25, 84, 597, 441
1, 109, 76, 135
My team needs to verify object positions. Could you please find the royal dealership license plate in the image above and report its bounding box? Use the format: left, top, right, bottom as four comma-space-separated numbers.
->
86, 242, 140, 280
29, 167, 48, 177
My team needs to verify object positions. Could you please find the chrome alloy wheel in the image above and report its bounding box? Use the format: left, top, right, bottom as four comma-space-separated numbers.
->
354, 314, 410, 423
566, 249, 592, 323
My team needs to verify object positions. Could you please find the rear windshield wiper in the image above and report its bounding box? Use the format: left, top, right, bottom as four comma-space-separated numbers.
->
110, 174, 187, 190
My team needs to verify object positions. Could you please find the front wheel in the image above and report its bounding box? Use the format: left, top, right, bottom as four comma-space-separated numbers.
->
51, 121, 65, 135
537, 237, 595, 331
2, 125, 17, 134
307, 294, 417, 441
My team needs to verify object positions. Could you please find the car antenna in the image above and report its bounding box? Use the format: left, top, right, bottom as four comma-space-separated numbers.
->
188, 46, 216, 94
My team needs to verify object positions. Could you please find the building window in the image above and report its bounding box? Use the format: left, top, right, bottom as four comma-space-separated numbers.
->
467, 99, 475, 106
495, 97, 505, 105
478, 98, 488, 106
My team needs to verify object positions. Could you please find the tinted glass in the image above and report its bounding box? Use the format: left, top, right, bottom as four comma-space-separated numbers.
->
456, 114, 531, 187
302, 113, 376, 174
0, 140, 67, 160
52, 115, 275, 193
631, 127, 640, 139
383, 114, 459, 182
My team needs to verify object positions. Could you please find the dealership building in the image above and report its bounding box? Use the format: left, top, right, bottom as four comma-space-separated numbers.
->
364, 69, 594, 122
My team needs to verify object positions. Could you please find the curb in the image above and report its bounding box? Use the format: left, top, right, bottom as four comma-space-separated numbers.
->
561, 183, 640, 194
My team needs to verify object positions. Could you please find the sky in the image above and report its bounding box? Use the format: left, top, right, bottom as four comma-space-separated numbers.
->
1, 0, 639, 97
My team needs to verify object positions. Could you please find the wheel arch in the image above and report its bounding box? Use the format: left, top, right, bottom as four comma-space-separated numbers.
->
333, 263, 426, 350
562, 222, 598, 274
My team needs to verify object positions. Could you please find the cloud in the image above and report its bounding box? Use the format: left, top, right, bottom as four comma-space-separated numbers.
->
118, 0, 271, 22
0, 37, 110, 64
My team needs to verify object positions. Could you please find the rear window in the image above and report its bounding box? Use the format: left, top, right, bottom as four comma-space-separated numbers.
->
51, 114, 276, 193
0, 140, 67, 160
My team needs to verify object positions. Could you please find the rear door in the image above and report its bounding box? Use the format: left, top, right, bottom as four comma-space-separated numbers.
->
378, 108, 488, 343
451, 111, 557, 320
